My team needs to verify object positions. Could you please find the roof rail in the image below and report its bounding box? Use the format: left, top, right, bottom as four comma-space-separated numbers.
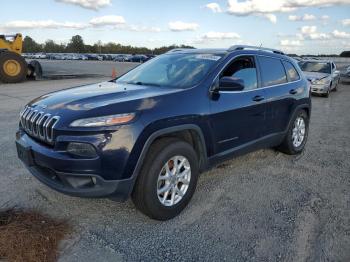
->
166, 48, 194, 53
228, 45, 285, 55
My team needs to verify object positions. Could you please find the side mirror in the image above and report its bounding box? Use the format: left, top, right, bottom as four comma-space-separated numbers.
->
334, 70, 340, 75
218, 76, 244, 91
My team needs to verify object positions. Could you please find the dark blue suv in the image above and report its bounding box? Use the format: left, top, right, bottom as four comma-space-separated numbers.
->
16, 46, 311, 220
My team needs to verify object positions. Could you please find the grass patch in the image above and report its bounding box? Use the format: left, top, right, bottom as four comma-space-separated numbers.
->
0, 208, 71, 262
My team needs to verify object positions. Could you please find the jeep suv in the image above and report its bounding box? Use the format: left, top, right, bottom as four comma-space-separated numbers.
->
16, 46, 311, 220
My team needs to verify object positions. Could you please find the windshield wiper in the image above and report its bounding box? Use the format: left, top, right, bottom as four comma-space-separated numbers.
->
126, 81, 160, 87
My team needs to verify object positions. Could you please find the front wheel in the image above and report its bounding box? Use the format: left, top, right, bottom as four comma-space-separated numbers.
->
333, 79, 339, 91
324, 84, 331, 97
132, 138, 199, 220
0, 51, 27, 83
276, 110, 309, 155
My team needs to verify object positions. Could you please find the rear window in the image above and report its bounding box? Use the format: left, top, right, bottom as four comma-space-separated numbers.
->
258, 56, 287, 87
282, 61, 300, 82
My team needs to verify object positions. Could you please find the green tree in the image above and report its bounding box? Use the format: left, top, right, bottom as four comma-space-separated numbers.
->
66, 35, 85, 53
44, 40, 65, 53
22, 36, 42, 53
340, 51, 350, 57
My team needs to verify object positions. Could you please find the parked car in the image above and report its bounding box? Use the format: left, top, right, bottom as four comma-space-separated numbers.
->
345, 65, 350, 77
86, 54, 103, 61
130, 54, 149, 63
114, 54, 132, 62
299, 60, 340, 97
16, 46, 311, 220
31, 53, 46, 59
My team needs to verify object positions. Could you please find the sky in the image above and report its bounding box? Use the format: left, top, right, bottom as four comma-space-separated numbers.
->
1, 0, 350, 54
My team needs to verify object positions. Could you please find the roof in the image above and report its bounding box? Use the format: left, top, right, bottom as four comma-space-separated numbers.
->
166, 45, 287, 59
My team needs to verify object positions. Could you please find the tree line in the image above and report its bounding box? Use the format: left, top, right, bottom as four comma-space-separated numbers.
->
23, 35, 194, 55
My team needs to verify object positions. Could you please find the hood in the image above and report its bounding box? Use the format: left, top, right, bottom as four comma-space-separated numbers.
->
28, 81, 182, 115
302, 71, 330, 82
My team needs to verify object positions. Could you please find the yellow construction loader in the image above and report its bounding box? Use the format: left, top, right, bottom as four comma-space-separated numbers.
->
0, 33, 41, 83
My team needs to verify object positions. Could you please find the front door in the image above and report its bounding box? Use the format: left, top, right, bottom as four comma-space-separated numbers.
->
209, 55, 267, 155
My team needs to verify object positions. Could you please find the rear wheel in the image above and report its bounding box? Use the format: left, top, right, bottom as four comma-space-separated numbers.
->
132, 138, 199, 220
276, 110, 309, 155
0, 51, 27, 83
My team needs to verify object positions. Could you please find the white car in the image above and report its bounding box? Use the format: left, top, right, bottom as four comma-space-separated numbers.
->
299, 60, 340, 97
346, 66, 350, 77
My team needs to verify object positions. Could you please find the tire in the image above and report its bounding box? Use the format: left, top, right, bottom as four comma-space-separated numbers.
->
0, 51, 27, 83
132, 137, 199, 220
333, 80, 339, 91
276, 110, 309, 155
324, 86, 330, 97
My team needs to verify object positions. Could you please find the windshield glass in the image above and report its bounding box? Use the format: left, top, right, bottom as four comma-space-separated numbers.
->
299, 62, 331, 74
116, 53, 224, 88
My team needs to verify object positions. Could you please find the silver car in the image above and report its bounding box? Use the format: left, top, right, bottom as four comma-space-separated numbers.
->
299, 60, 340, 97
346, 66, 350, 77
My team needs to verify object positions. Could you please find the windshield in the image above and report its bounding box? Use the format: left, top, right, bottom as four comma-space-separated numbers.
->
299, 61, 331, 74
116, 53, 224, 88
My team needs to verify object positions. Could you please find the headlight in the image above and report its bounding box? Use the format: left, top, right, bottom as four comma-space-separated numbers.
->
313, 77, 330, 85
70, 113, 135, 127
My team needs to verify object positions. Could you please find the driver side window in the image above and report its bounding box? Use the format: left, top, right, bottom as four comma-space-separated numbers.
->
221, 56, 258, 91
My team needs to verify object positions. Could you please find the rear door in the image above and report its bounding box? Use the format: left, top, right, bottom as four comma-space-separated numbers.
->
257, 56, 302, 135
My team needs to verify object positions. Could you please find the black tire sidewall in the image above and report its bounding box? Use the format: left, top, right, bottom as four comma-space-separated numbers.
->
136, 140, 199, 220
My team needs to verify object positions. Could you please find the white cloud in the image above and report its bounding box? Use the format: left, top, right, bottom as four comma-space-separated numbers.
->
300, 25, 330, 40
288, 15, 299, 21
188, 31, 241, 45
332, 30, 350, 38
227, 0, 294, 15
280, 39, 303, 46
89, 15, 125, 26
288, 14, 318, 21
321, 15, 330, 20
0, 20, 88, 30
202, 31, 241, 40
342, 19, 350, 26
307, 33, 330, 40
0, 17, 161, 34
301, 25, 317, 34
227, 0, 350, 16
55, 0, 111, 10
205, 3, 222, 13
264, 14, 277, 23
127, 25, 161, 32
168, 21, 199, 31
303, 14, 317, 20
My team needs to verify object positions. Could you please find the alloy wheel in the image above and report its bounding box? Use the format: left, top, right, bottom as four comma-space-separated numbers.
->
157, 155, 191, 207
292, 117, 306, 148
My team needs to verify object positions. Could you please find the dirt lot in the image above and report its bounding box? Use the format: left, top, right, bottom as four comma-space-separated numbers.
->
0, 77, 349, 261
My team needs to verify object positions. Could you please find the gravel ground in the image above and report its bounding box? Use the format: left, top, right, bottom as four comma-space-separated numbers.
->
0, 77, 349, 261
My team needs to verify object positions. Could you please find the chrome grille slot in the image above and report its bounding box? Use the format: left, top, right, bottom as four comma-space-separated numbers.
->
19, 106, 60, 144
46, 117, 59, 142
33, 112, 43, 135
39, 114, 50, 138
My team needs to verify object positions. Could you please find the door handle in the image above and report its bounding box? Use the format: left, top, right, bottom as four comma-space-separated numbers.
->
252, 95, 265, 102
289, 89, 298, 95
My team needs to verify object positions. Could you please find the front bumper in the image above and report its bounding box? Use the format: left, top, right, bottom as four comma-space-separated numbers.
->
310, 84, 328, 94
15, 131, 135, 200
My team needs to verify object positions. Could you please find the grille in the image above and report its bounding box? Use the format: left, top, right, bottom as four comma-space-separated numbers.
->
20, 106, 60, 144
